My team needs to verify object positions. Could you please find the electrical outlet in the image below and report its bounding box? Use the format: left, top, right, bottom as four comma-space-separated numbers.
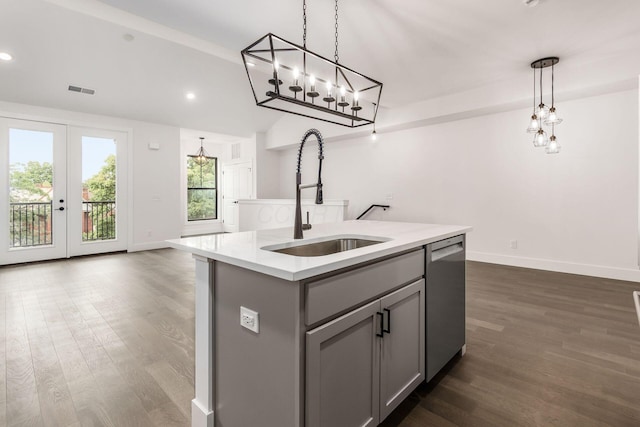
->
510, 240, 518, 249
240, 306, 259, 333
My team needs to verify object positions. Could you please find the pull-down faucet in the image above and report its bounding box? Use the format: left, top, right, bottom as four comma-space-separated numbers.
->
294, 129, 324, 239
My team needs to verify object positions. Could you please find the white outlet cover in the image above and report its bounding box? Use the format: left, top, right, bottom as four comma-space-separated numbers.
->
240, 306, 259, 333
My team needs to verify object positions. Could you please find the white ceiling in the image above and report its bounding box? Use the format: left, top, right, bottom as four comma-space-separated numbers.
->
1, 0, 640, 136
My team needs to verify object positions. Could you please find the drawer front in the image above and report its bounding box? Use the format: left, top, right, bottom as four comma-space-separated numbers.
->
305, 249, 424, 326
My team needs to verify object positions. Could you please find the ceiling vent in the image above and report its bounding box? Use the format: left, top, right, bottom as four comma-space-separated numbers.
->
68, 85, 95, 95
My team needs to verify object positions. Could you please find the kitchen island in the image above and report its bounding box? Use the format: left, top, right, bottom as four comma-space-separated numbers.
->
167, 220, 471, 427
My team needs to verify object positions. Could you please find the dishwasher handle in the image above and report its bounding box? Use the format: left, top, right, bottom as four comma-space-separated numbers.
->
431, 242, 464, 262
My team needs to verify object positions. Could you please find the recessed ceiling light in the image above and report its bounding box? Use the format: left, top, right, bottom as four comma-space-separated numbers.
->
0, 52, 13, 61
186, 92, 196, 100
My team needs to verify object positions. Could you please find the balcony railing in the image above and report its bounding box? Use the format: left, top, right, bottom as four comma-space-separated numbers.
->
9, 202, 53, 248
8, 201, 116, 248
83, 201, 116, 242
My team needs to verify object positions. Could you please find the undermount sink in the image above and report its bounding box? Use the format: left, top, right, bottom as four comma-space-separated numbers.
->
264, 235, 389, 257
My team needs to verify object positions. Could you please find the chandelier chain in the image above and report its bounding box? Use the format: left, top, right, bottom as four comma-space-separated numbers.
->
334, 0, 339, 63
303, 0, 307, 48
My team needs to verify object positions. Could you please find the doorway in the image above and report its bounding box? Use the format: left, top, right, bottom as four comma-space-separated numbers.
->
0, 118, 128, 265
222, 160, 253, 233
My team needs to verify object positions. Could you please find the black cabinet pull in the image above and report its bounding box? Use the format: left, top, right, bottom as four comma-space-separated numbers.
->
383, 308, 391, 334
376, 312, 384, 337
58, 207, 65, 211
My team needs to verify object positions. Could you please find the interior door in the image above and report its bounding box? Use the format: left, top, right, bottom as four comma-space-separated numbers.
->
222, 161, 253, 232
67, 127, 128, 257
0, 118, 67, 265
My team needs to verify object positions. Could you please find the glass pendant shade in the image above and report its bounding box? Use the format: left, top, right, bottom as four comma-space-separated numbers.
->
536, 103, 550, 120
526, 115, 540, 133
544, 107, 563, 126
532, 129, 549, 147
545, 135, 561, 154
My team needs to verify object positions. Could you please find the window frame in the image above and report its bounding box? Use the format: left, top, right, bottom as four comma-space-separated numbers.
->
186, 155, 218, 222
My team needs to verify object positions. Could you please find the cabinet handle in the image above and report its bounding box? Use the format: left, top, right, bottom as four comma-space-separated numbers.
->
383, 308, 391, 334
376, 312, 384, 337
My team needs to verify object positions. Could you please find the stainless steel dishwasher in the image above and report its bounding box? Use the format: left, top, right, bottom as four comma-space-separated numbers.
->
426, 234, 466, 381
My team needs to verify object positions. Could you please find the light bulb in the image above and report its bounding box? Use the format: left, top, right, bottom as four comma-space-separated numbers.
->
532, 129, 549, 147
292, 67, 299, 79
353, 91, 359, 102
371, 130, 377, 141
325, 80, 332, 95
545, 135, 561, 154
526, 115, 540, 133
309, 75, 315, 86
544, 107, 563, 126
273, 59, 279, 72
536, 103, 550, 120
340, 85, 346, 96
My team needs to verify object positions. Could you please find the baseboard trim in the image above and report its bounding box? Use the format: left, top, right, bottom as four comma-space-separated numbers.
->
128, 241, 170, 252
467, 251, 640, 282
191, 399, 213, 427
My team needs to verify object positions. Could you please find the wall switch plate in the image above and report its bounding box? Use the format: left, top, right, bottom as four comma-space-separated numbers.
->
240, 306, 259, 333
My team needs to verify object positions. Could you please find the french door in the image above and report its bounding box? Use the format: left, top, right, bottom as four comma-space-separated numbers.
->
0, 118, 127, 265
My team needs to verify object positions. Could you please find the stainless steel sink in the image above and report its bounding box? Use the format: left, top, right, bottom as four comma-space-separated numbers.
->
265, 236, 388, 257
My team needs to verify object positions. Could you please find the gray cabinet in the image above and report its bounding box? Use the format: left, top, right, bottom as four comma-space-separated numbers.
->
306, 279, 425, 427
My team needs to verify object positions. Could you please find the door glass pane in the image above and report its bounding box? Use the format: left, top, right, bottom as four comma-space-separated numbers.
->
82, 136, 116, 241
9, 128, 54, 248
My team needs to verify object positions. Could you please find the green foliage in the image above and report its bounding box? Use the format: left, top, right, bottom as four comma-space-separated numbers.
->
187, 157, 217, 221
85, 154, 116, 201
83, 154, 116, 241
9, 161, 53, 201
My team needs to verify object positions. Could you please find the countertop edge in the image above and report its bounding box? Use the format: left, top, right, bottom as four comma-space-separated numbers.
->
167, 225, 471, 282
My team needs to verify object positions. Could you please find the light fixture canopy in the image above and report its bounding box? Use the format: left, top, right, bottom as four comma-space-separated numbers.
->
241, 0, 382, 128
527, 56, 562, 154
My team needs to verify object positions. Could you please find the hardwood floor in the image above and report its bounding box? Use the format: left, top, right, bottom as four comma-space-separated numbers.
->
1, 250, 639, 426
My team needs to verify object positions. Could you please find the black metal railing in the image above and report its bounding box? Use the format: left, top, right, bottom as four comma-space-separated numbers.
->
9, 202, 53, 247
83, 201, 116, 241
356, 204, 390, 220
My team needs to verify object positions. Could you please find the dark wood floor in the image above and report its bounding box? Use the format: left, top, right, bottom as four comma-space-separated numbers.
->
1, 249, 639, 426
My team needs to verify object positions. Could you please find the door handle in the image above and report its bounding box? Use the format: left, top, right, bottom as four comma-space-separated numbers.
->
376, 312, 384, 337
58, 207, 65, 211
383, 308, 391, 334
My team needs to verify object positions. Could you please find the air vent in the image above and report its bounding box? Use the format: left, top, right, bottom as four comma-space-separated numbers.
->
231, 143, 241, 159
68, 85, 95, 95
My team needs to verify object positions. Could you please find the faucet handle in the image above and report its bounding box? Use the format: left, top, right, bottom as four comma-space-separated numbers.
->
302, 211, 312, 231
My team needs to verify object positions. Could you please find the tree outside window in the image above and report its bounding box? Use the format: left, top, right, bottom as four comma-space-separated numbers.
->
187, 156, 217, 221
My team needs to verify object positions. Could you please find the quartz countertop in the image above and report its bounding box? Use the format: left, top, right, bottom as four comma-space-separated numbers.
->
167, 220, 471, 281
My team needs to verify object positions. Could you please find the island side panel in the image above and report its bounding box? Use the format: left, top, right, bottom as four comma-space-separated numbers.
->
214, 261, 304, 427
192, 256, 214, 427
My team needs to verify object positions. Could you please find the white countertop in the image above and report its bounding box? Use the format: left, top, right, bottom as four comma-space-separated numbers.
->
167, 220, 471, 281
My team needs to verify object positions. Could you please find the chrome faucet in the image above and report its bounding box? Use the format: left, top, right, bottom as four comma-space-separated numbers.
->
294, 129, 324, 239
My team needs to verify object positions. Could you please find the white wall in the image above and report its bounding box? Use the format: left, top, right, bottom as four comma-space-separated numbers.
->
276, 89, 640, 281
0, 100, 182, 251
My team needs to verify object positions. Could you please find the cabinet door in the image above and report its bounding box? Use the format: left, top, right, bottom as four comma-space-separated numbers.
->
379, 279, 425, 421
306, 300, 381, 427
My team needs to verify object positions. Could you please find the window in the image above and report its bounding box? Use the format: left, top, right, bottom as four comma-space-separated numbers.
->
187, 155, 217, 221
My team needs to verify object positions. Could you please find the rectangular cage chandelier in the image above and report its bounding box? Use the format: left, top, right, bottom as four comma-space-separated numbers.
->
240, 0, 382, 128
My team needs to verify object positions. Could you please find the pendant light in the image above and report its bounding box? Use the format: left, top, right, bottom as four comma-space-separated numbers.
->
241, 0, 383, 128
188, 137, 215, 189
527, 57, 563, 153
